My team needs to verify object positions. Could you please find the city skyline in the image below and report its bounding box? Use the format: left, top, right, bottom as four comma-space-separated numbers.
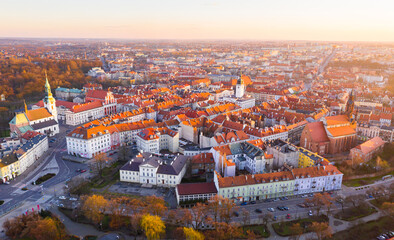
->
1, 0, 394, 42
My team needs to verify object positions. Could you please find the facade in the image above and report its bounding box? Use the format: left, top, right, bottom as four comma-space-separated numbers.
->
175, 182, 218, 204
214, 165, 342, 202
350, 136, 385, 162
298, 147, 330, 168
136, 127, 179, 154
119, 153, 188, 187
190, 152, 215, 177
0, 134, 48, 183
266, 139, 299, 168
235, 77, 245, 98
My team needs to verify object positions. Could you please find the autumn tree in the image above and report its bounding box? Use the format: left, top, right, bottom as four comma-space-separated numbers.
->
190, 203, 208, 229
143, 196, 167, 217
180, 208, 193, 227
140, 214, 166, 240
183, 227, 205, 240
108, 197, 130, 229
205, 222, 242, 240
241, 208, 250, 226
81, 194, 108, 225
219, 198, 238, 223
381, 202, 394, 218
367, 185, 386, 204
310, 222, 332, 240
92, 153, 110, 177
345, 194, 364, 209
289, 223, 303, 240
27, 217, 66, 240
129, 213, 143, 236
207, 195, 223, 223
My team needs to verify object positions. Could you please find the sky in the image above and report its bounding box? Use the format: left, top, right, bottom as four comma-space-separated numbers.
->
1, 0, 394, 41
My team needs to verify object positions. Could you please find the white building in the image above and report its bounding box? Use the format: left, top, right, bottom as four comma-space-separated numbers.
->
119, 153, 188, 187
136, 127, 179, 154
0, 134, 48, 183
235, 77, 245, 98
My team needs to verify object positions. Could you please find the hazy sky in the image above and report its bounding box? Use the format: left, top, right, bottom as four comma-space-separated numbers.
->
1, 0, 394, 41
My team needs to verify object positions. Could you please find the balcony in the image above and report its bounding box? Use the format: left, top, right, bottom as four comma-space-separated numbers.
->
311, 185, 316, 188
312, 181, 316, 184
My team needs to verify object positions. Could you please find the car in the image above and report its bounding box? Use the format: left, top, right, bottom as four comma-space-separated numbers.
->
69, 197, 77, 201
264, 199, 273, 202
240, 202, 248, 206
249, 201, 256, 204
255, 208, 262, 213
273, 198, 279, 202
286, 214, 291, 219
297, 203, 306, 208
277, 206, 285, 211
59, 196, 66, 200
309, 194, 314, 197
109, 152, 114, 156
267, 208, 275, 212
387, 231, 394, 237
282, 206, 289, 210
76, 169, 81, 172
308, 210, 313, 216
301, 194, 308, 198
328, 191, 334, 195
80, 169, 87, 173
273, 216, 277, 221
233, 211, 239, 217
4, 181, 10, 185
280, 197, 288, 201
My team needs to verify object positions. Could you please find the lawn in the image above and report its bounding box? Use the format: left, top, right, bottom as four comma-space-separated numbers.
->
244, 224, 270, 238
272, 215, 329, 236
33, 173, 56, 185
343, 170, 394, 187
330, 216, 393, 240
334, 205, 377, 221
0, 200, 4, 205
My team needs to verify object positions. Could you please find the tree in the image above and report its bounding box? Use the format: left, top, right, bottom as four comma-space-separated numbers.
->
261, 213, 273, 226
381, 202, 394, 218
345, 194, 364, 209
306, 193, 327, 216
140, 214, 166, 240
206, 222, 242, 240
190, 203, 207, 229
183, 227, 205, 240
129, 213, 143, 236
108, 197, 129, 229
27, 217, 66, 240
67, 176, 91, 195
92, 153, 110, 177
335, 195, 345, 213
219, 198, 237, 223
310, 222, 332, 240
289, 223, 303, 240
207, 195, 223, 223
180, 208, 193, 227
367, 186, 386, 204
81, 194, 108, 225
245, 230, 258, 240
241, 208, 250, 226
118, 145, 129, 162
144, 196, 167, 217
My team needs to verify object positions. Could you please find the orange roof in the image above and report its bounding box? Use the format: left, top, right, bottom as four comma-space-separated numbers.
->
327, 126, 355, 137
325, 115, 349, 126
26, 108, 52, 121
71, 101, 102, 113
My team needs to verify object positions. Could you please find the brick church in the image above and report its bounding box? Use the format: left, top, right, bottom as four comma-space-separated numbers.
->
300, 91, 357, 155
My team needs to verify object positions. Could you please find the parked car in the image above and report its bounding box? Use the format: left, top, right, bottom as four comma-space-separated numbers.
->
4, 181, 10, 185
308, 210, 313, 216
76, 169, 81, 172
249, 201, 256, 204
255, 208, 262, 213
277, 206, 285, 211
267, 208, 275, 212
59, 196, 66, 200
240, 202, 248, 206
297, 203, 306, 208
264, 199, 273, 202
69, 197, 77, 201
283, 206, 289, 210
301, 194, 308, 198
273, 198, 280, 202
286, 214, 291, 219
280, 197, 288, 200
80, 169, 87, 173
233, 211, 239, 217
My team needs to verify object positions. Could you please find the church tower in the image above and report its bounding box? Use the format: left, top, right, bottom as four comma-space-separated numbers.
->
43, 72, 58, 121
345, 90, 355, 119
235, 75, 245, 98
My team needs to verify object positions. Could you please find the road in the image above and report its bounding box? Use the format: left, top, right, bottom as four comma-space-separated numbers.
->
0, 124, 88, 221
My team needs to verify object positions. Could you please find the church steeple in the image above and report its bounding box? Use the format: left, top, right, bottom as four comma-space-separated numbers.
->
45, 71, 53, 98
24, 99, 28, 113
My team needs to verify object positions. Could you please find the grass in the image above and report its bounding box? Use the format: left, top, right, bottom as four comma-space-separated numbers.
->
330, 216, 393, 240
334, 205, 377, 221
0, 200, 4, 205
33, 173, 56, 185
244, 225, 270, 238
343, 170, 394, 187
272, 215, 329, 237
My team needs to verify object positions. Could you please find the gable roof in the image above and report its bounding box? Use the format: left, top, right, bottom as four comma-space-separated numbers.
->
305, 122, 329, 143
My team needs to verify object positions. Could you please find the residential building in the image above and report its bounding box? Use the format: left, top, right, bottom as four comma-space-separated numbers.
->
350, 136, 385, 162
175, 182, 218, 204
119, 153, 188, 187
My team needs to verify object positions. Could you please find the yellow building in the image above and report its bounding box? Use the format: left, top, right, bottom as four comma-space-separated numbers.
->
298, 147, 328, 168
0, 153, 21, 182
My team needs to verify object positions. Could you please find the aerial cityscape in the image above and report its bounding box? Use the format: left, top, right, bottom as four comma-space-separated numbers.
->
0, 1, 393, 240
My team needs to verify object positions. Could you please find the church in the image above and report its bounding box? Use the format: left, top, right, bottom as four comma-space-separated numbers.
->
300, 91, 357, 155
9, 74, 59, 137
